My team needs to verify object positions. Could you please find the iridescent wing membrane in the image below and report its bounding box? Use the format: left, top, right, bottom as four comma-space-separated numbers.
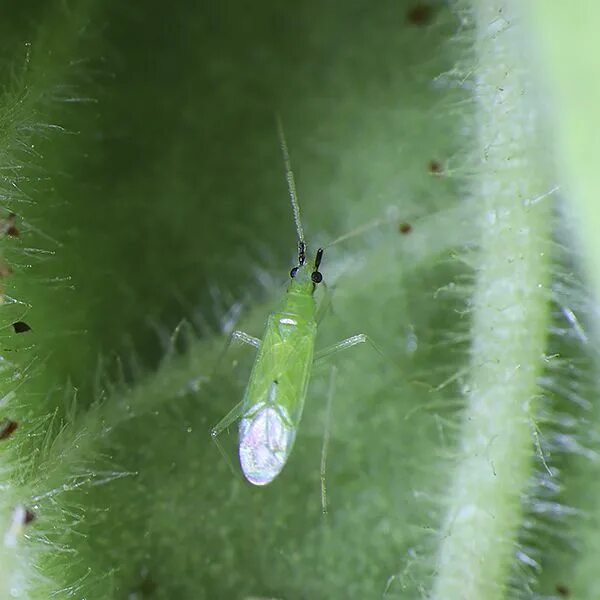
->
238, 313, 317, 485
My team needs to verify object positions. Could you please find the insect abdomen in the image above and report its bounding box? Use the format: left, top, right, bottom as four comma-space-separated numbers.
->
238, 314, 316, 485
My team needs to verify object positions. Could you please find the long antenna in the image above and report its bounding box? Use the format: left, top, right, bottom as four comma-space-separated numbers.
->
323, 216, 387, 249
276, 114, 305, 248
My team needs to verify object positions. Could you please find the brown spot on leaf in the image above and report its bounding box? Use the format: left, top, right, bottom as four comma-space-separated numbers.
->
428, 159, 443, 174
407, 3, 434, 26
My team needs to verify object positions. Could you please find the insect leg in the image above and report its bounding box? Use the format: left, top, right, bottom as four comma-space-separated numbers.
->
213, 329, 261, 378
314, 333, 384, 363
211, 332, 259, 439
320, 366, 337, 515
210, 331, 262, 475
324, 215, 389, 248
210, 399, 245, 439
231, 330, 261, 349
210, 400, 246, 476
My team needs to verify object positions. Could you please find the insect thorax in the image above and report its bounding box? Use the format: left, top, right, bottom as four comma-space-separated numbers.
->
280, 286, 316, 323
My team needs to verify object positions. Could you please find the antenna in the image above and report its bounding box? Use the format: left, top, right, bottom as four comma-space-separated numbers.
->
276, 114, 305, 251
322, 216, 387, 249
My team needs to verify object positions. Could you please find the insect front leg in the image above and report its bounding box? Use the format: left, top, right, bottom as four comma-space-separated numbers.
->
213, 329, 261, 376
314, 333, 384, 364
230, 330, 261, 349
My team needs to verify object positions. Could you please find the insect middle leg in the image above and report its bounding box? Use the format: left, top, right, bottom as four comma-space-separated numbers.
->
320, 366, 337, 515
211, 330, 262, 437
210, 398, 245, 476
210, 330, 261, 472
211, 397, 246, 439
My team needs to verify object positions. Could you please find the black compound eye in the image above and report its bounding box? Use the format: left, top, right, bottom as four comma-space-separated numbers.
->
290, 266, 299, 278
311, 271, 323, 284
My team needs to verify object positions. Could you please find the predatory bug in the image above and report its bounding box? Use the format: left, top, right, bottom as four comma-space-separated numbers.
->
210, 117, 380, 486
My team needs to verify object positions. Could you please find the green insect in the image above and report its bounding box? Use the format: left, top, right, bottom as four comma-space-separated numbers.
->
211, 118, 376, 486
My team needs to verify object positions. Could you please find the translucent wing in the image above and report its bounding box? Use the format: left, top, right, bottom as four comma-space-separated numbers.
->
238, 314, 316, 484
239, 396, 294, 485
